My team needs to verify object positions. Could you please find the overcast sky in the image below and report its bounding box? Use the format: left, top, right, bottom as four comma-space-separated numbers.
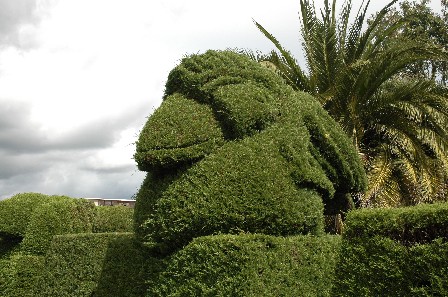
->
0, 0, 443, 200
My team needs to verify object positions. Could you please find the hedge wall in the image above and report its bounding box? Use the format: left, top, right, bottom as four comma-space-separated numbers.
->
21, 198, 96, 255
0, 253, 44, 297
40, 232, 149, 297
147, 233, 341, 297
93, 205, 133, 233
333, 203, 448, 296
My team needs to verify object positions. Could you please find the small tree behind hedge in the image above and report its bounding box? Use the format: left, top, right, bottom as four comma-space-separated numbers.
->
93, 206, 133, 233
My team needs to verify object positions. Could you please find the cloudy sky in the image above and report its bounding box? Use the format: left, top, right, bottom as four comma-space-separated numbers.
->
0, 0, 443, 200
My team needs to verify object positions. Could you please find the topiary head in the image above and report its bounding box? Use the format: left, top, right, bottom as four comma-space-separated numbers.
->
134, 50, 287, 172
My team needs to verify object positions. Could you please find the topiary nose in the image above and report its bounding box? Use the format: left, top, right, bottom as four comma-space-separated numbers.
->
134, 93, 225, 171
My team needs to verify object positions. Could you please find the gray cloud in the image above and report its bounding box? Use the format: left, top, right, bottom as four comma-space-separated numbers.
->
0, 99, 147, 154
0, 0, 56, 49
0, 164, 146, 200
0, 99, 149, 200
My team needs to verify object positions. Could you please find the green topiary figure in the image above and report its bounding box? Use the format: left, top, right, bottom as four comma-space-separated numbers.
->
134, 50, 366, 253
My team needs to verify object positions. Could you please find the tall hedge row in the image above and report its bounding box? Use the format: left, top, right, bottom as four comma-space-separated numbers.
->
21, 198, 96, 255
147, 234, 341, 297
333, 202, 448, 296
40, 233, 149, 297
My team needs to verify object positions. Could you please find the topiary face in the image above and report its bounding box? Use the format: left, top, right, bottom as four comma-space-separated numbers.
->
134, 50, 367, 254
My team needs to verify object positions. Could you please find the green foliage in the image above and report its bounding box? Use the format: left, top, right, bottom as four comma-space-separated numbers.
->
133, 167, 190, 242
40, 233, 149, 297
0, 253, 44, 297
135, 50, 366, 253
21, 198, 95, 255
333, 203, 448, 296
254, 0, 448, 207
0, 193, 56, 238
342, 202, 448, 242
142, 128, 326, 252
93, 206, 133, 233
147, 234, 341, 297
93, 234, 152, 297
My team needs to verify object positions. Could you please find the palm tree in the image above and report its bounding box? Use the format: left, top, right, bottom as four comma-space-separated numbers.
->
252, 0, 448, 207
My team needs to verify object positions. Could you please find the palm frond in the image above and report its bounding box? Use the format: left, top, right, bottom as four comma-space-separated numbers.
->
253, 20, 310, 91
255, 0, 448, 208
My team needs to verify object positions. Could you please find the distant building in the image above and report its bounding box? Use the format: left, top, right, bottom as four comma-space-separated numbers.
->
84, 198, 136, 208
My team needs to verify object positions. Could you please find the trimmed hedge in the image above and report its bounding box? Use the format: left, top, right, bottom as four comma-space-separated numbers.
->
93, 205, 133, 233
134, 50, 366, 253
147, 234, 341, 296
0, 193, 59, 238
0, 253, 44, 297
40, 232, 149, 297
333, 203, 448, 296
21, 198, 95, 255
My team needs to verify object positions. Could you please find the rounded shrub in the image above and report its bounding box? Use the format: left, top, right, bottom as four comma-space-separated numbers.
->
0, 193, 54, 238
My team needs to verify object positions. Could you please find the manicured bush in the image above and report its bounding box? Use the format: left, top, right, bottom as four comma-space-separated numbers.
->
40, 233, 149, 297
134, 50, 366, 253
147, 233, 341, 296
333, 202, 448, 296
0, 193, 57, 238
21, 198, 95, 255
93, 205, 133, 233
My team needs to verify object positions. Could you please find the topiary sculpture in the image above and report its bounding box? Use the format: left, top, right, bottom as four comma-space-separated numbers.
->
134, 50, 366, 253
